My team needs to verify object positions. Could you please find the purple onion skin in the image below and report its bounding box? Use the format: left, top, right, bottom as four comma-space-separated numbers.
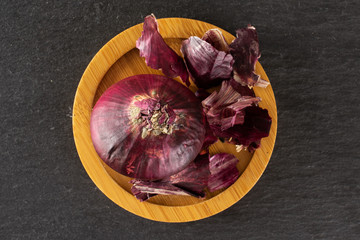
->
195, 88, 211, 101
90, 75, 206, 180
165, 152, 210, 196
211, 106, 272, 147
136, 15, 190, 86
130, 180, 194, 201
201, 80, 270, 149
202, 29, 230, 53
201, 117, 218, 150
229, 78, 255, 97
130, 153, 210, 201
130, 185, 157, 202
208, 153, 239, 192
181, 36, 233, 89
229, 25, 262, 87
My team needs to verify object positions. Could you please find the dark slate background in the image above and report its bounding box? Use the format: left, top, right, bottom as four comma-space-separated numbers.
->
1, 0, 359, 239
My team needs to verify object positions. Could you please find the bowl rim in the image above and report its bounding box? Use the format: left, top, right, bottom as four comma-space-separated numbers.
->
72, 17, 277, 222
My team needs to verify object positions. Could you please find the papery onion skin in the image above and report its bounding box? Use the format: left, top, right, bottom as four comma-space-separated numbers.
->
136, 14, 190, 86
229, 78, 255, 97
211, 106, 272, 147
165, 152, 210, 196
131, 180, 194, 202
130, 153, 210, 201
131, 185, 157, 202
229, 25, 269, 88
202, 29, 230, 53
90, 74, 206, 180
208, 153, 239, 192
202, 80, 271, 149
202, 81, 261, 131
181, 36, 233, 89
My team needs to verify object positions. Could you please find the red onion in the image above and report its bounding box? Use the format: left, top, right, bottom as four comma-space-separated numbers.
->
90, 74, 206, 180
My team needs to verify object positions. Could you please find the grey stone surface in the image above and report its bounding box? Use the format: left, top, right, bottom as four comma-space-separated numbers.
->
1, 0, 359, 239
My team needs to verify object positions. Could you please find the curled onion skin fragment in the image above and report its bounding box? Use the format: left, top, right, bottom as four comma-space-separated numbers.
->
165, 152, 210, 196
201, 118, 218, 151
194, 90, 218, 150
181, 36, 234, 89
131, 180, 194, 202
131, 185, 157, 202
229, 25, 269, 88
136, 14, 190, 86
202, 29, 230, 52
90, 74, 206, 180
229, 78, 255, 97
211, 106, 272, 148
202, 81, 261, 131
130, 153, 210, 201
202, 80, 271, 149
208, 153, 239, 192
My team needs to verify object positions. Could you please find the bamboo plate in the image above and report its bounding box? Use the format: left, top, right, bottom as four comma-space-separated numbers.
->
72, 17, 277, 222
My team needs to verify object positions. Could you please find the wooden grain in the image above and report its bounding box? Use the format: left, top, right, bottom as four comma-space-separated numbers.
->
72, 18, 277, 222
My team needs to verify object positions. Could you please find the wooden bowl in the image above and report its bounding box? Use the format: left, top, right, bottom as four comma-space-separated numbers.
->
72, 18, 277, 222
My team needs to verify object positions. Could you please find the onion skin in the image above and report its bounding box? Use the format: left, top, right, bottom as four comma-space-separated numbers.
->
130, 152, 210, 201
136, 15, 190, 86
181, 36, 233, 89
229, 78, 255, 97
202, 80, 271, 149
208, 153, 239, 192
229, 25, 269, 88
210, 106, 271, 147
90, 74, 206, 180
202, 29, 230, 53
